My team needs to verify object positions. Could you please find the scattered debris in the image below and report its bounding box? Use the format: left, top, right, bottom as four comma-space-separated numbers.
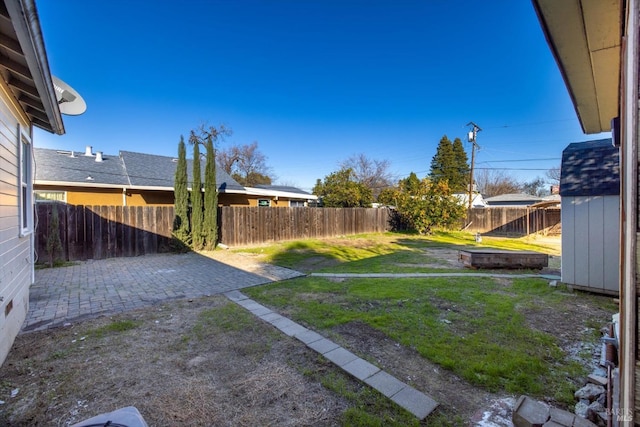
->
10, 388, 19, 398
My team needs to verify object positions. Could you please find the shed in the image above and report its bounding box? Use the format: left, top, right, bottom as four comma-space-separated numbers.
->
560, 138, 619, 295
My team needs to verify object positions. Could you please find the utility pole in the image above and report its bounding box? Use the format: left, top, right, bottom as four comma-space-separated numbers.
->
466, 122, 481, 210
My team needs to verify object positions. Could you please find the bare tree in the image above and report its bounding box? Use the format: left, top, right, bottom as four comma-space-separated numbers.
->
475, 169, 521, 197
218, 141, 275, 186
339, 153, 393, 198
546, 165, 561, 185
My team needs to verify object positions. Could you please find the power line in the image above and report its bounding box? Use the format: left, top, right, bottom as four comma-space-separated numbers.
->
477, 157, 560, 164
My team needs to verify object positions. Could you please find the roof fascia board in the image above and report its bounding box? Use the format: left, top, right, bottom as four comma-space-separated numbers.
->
244, 186, 318, 200
4, 0, 64, 134
36, 180, 251, 194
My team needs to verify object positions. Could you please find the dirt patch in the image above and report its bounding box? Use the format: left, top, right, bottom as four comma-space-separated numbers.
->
0, 297, 347, 426
331, 321, 503, 418
0, 235, 611, 425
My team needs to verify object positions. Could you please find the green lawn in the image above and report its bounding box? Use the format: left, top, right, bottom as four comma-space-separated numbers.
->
240, 231, 616, 421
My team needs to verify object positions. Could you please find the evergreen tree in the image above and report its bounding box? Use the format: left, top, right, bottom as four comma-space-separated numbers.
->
173, 136, 190, 247
451, 137, 470, 192
429, 135, 469, 192
45, 203, 63, 267
191, 141, 204, 250
429, 136, 455, 185
203, 134, 218, 250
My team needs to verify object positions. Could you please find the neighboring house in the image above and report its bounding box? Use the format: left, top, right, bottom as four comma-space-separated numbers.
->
560, 139, 619, 295
246, 184, 317, 207
453, 192, 488, 208
0, 0, 65, 365
483, 193, 545, 207
533, 0, 638, 419
34, 147, 317, 207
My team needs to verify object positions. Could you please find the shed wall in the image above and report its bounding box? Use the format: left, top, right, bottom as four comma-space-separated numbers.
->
561, 195, 619, 294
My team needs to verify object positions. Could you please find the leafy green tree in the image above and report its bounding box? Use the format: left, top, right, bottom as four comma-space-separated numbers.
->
203, 134, 218, 250
45, 203, 63, 267
313, 168, 373, 207
429, 135, 469, 192
191, 141, 204, 250
390, 173, 466, 234
173, 136, 190, 247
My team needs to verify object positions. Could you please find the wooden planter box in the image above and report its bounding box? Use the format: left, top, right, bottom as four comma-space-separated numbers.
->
458, 249, 548, 269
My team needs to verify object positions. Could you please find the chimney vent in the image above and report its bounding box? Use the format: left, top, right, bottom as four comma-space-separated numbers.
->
84, 146, 93, 156
95, 151, 104, 162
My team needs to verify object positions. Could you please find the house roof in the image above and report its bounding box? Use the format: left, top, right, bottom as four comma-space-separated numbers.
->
34, 147, 246, 192
248, 184, 317, 200
532, 0, 621, 134
119, 150, 245, 192
484, 193, 545, 204
560, 138, 619, 197
0, 0, 64, 134
35, 148, 129, 186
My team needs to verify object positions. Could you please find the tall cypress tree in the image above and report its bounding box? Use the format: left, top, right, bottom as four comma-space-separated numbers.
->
203, 134, 218, 250
173, 136, 190, 246
191, 140, 204, 250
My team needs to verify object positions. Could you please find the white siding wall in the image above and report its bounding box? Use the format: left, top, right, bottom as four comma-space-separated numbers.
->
561, 195, 620, 294
0, 79, 33, 366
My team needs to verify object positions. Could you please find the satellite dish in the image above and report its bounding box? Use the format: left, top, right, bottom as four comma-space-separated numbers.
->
52, 76, 87, 115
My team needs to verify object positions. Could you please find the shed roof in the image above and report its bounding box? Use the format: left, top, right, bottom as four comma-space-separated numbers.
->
560, 138, 619, 197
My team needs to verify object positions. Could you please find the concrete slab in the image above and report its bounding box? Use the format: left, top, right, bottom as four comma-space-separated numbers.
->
549, 407, 575, 426
269, 316, 297, 330
341, 358, 380, 381
295, 329, 324, 345
307, 338, 340, 354
278, 322, 308, 337
237, 300, 268, 313
248, 305, 273, 316
259, 312, 283, 323
324, 347, 359, 366
364, 371, 406, 398
391, 385, 438, 420
224, 290, 248, 302
513, 395, 550, 427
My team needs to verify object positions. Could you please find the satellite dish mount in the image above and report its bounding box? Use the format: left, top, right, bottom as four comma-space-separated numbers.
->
52, 76, 87, 116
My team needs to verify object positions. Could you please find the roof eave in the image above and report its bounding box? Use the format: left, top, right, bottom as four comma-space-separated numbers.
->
532, 0, 622, 134
5, 0, 64, 134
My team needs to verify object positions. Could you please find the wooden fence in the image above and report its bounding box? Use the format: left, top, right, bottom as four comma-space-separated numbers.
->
35, 204, 560, 262
35, 204, 175, 262
218, 206, 391, 246
463, 207, 561, 236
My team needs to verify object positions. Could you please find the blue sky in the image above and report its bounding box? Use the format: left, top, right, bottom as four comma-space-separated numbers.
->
33, 0, 607, 192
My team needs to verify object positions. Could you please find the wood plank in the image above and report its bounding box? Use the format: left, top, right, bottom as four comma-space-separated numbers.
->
459, 249, 548, 269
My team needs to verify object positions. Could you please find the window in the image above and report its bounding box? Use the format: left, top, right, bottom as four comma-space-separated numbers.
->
19, 131, 32, 236
257, 199, 271, 207
35, 191, 66, 203
289, 200, 307, 207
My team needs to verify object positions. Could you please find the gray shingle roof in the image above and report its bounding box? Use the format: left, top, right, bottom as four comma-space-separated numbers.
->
35, 147, 245, 192
34, 148, 129, 185
484, 193, 545, 204
119, 150, 244, 192
560, 138, 619, 197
